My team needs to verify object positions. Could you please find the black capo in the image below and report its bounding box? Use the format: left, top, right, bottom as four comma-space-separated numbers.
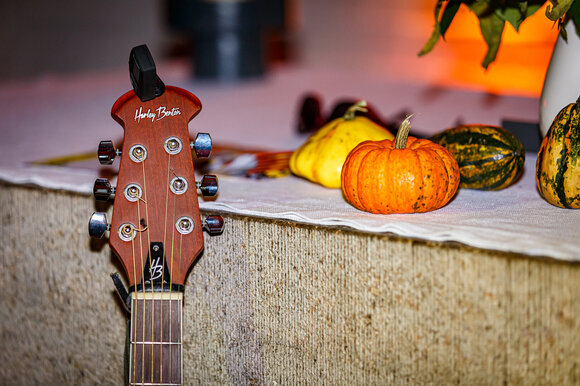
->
129, 44, 165, 102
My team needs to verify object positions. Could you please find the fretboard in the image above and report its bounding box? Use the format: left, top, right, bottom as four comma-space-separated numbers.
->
128, 291, 183, 386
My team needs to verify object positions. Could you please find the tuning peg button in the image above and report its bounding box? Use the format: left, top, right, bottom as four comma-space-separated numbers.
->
98, 140, 121, 165
197, 175, 218, 197
89, 212, 110, 238
93, 178, 116, 201
203, 215, 224, 235
191, 133, 212, 158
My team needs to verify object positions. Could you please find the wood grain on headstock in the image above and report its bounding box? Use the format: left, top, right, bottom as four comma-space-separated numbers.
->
110, 86, 203, 287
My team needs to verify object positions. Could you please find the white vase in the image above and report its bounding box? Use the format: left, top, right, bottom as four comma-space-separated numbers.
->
539, 22, 580, 137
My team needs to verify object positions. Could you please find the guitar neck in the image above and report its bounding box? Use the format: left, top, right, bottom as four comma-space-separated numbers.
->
128, 291, 183, 386
87, 45, 223, 385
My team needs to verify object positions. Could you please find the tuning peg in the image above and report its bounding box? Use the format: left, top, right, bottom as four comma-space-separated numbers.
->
191, 133, 212, 158
197, 175, 218, 197
93, 178, 116, 201
89, 212, 110, 238
98, 140, 121, 165
203, 215, 224, 235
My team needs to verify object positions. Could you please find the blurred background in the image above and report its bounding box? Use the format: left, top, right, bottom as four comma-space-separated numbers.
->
0, 0, 558, 97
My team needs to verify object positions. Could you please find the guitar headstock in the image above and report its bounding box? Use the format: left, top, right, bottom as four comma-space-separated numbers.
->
89, 45, 223, 293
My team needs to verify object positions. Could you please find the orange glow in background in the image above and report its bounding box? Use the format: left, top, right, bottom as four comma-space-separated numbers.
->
427, 3, 559, 96
294, 1, 559, 97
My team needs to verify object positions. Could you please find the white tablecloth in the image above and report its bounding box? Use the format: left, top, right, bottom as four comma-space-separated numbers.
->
0, 63, 578, 261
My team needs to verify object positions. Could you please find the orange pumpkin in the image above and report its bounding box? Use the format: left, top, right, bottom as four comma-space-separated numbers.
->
341, 116, 460, 214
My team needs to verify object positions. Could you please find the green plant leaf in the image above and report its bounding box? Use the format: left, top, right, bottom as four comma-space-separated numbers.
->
440, 0, 462, 38
469, 0, 492, 17
546, 0, 574, 21
516, 0, 546, 16
525, 3, 544, 17
572, 0, 580, 34
495, 2, 543, 30
559, 18, 569, 39
496, 7, 526, 30
418, 0, 444, 56
478, 12, 506, 68
563, 0, 580, 37
419, 0, 576, 69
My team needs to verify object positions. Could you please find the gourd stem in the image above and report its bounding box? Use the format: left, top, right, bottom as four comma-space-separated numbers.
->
395, 115, 414, 149
343, 100, 368, 121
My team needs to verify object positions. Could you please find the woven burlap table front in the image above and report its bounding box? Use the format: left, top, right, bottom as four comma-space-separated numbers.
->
1, 184, 578, 384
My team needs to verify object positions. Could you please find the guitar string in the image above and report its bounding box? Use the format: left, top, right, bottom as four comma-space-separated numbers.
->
141, 161, 154, 385
125, 222, 150, 385
160, 152, 172, 384
128, 223, 148, 385
168, 166, 184, 383
133, 199, 147, 382
169, 175, 178, 383
168, 160, 184, 384
130, 233, 138, 385
136, 185, 146, 385
128, 226, 150, 385
178, 231, 184, 384
165, 154, 183, 383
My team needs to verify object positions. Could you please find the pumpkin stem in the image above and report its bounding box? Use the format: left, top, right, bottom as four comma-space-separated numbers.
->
577, 94, 580, 103
343, 100, 368, 121
394, 115, 414, 149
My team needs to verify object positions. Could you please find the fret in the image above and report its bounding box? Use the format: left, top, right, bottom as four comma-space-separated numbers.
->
129, 292, 183, 385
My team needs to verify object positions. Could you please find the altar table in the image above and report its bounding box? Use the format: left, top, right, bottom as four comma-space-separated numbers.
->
0, 64, 578, 384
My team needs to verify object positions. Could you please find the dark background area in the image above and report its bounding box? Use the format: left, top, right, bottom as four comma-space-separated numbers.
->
0, 0, 294, 80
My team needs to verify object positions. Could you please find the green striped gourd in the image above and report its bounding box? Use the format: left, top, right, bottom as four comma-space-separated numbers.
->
536, 100, 580, 209
430, 125, 525, 190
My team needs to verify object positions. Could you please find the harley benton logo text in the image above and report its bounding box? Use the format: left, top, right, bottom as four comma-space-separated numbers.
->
135, 106, 181, 123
